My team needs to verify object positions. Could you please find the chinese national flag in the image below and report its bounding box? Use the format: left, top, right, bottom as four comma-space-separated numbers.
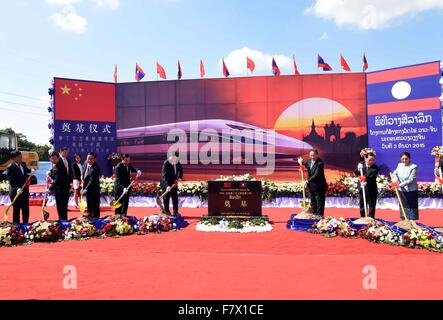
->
200, 59, 205, 78
113, 64, 118, 83
246, 56, 255, 72
54, 78, 116, 122
157, 62, 167, 79
340, 54, 351, 72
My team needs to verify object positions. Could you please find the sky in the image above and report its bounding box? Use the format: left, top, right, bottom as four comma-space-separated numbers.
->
0, 0, 442, 145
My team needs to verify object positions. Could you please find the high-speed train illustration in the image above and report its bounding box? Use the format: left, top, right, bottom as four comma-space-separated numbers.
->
117, 119, 312, 178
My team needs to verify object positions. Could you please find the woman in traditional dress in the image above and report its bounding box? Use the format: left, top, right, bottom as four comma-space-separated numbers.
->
393, 152, 419, 220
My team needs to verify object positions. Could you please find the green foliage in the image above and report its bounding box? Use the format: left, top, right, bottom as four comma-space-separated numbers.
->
0, 128, 49, 161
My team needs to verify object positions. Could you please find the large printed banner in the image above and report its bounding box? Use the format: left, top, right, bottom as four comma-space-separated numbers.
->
53, 78, 116, 176
116, 74, 368, 181
367, 61, 442, 181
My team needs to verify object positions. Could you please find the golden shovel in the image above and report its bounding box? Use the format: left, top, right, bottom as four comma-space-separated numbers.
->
110, 179, 137, 209
78, 194, 88, 214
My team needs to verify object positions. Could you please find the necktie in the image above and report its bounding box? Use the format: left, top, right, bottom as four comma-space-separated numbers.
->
62, 158, 69, 173
18, 163, 24, 175
173, 164, 177, 175
85, 165, 91, 177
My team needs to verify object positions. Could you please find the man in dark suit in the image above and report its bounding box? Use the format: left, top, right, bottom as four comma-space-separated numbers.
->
114, 154, 141, 216
354, 152, 380, 218
48, 151, 70, 221
59, 147, 73, 211
298, 149, 327, 216
81, 152, 101, 218
6, 151, 31, 224
161, 151, 183, 215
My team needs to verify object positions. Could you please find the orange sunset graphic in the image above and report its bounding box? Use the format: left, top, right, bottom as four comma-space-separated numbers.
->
274, 98, 365, 140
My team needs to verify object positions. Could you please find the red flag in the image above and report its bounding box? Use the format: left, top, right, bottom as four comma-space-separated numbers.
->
293, 55, 300, 76
340, 54, 351, 72
222, 59, 230, 77
246, 56, 255, 72
113, 64, 118, 83
200, 59, 205, 78
157, 62, 167, 79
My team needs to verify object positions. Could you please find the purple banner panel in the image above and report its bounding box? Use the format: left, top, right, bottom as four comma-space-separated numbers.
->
54, 120, 116, 176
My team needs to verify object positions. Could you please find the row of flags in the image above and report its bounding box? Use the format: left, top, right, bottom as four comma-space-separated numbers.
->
113, 54, 369, 83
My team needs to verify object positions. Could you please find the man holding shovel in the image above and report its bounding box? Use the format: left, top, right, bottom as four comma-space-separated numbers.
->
48, 151, 70, 221
113, 154, 141, 216
6, 151, 31, 224
354, 152, 380, 218
160, 151, 183, 216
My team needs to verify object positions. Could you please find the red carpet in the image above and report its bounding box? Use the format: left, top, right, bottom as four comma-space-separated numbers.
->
1, 205, 443, 300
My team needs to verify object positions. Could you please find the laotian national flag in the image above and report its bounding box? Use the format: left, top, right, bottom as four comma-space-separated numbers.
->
54, 78, 116, 122
157, 62, 167, 79
135, 63, 146, 81
340, 54, 351, 72
200, 59, 205, 78
366, 61, 441, 115
272, 57, 280, 76
318, 54, 332, 71
293, 55, 300, 75
223, 59, 230, 77
177, 60, 182, 80
246, 56, 255, 72
113, 64, 118, 83
363, 53, 369, 72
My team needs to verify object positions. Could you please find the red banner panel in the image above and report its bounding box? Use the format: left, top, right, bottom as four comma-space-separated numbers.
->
54, 78, 116, 122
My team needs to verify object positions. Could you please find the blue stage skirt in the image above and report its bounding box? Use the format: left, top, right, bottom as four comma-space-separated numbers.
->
286, 213, 320, 231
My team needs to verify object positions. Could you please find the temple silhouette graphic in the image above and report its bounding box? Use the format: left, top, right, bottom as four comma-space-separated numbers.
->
302, 119, 366, 168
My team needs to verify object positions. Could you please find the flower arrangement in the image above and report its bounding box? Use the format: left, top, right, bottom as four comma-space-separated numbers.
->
358, 221, 401, 245
64, 217, 97, 240
310, 216, 357, 238
107, 152, 122, 167
26, 221, 63, 242
216, 174, 256, 181
0, 223, 26, 247
196, 217, 272, 233
140, 214, 177, 233
431, 146, 443, 159
0, 182, 9, 194
100, 177, 115, 195
360, 147, 377, 158
400, 228, 443, 251
4, 174, 442, 199
0, 214, 186, 248
98, 215, 135, 237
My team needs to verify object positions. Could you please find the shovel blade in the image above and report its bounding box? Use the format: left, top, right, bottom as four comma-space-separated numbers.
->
110, 200, 122, 209
4, 206, 12, 221
42, 210, 50, 221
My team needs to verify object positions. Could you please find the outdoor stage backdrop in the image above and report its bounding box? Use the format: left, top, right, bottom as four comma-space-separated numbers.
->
367, 61, 443, 181
116, 74, 368, 180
